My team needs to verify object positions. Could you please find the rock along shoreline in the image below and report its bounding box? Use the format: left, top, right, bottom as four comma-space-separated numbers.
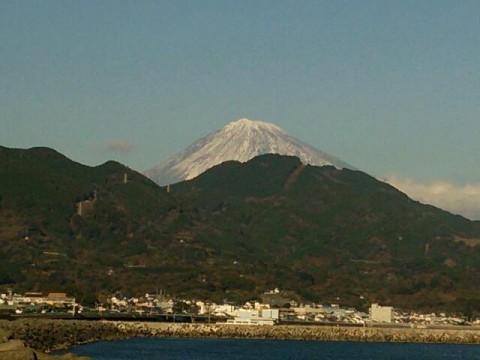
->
3, 319, 480, 358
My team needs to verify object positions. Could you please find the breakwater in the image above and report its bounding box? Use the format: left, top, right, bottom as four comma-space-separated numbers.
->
3, 319, 480, 358
0, 319, 130, 359
122, 322, 480, 344
0, 319, 139, 352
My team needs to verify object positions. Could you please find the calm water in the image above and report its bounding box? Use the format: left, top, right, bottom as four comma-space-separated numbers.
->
65, 337, 480, 360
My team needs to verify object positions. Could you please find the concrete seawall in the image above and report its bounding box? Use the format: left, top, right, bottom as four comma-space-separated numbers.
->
3, 319, 480, 357
0, 319, 92, 359
118, 322, 480, 344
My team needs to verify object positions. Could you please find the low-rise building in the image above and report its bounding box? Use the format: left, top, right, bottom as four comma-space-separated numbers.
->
370, 303, 394, 323
223, 308, 279, 325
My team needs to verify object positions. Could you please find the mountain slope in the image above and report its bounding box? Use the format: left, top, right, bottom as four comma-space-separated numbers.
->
0, 146, 180, 303
145, 118, 354, 185
171, 154, 480, 310
2, 146, 480, 313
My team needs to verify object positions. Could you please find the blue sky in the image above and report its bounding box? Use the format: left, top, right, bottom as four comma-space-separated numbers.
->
1, 1, 480, 218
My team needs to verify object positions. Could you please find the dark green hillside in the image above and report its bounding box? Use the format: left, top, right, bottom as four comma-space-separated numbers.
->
172, 154, 480, 311
2, 147, 480, 313
0, 146, 182, 302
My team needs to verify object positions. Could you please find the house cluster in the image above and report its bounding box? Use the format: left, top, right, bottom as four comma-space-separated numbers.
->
370, 304, 473, 326
1, 288, 473, 327
106, 294, 281, 325
290, 304, 369, 324
104, 291, 476, 327
103, 292, 371, 325
394, 310, 468, 326
0, 291, 77, 314
107, 293, 174, 313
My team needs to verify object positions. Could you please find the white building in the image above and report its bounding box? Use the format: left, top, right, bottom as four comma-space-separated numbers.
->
195, 302, 236, 316
223, 308, 279, 326
213, 304, 236, 316
370, 303, 394, 323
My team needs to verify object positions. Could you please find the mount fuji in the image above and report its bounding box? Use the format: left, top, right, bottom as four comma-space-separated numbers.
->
145, 118, 355, 186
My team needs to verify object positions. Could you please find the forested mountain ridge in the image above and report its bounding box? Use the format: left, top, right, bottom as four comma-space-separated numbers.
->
1, 146, 480, 313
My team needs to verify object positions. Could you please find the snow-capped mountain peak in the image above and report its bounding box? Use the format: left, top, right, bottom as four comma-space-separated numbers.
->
145, 118, 354, 186
224, 118, 285, 133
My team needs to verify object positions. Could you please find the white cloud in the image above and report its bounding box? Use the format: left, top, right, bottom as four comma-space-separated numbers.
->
105, 141, 133, 153
384, 176, 480, 221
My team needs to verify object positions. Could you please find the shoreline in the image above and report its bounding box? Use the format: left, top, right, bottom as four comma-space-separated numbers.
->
3, 319, 480, 357
118, 322, 480, 345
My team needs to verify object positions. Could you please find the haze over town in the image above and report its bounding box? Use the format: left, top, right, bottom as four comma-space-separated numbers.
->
1, 1, 479, 219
